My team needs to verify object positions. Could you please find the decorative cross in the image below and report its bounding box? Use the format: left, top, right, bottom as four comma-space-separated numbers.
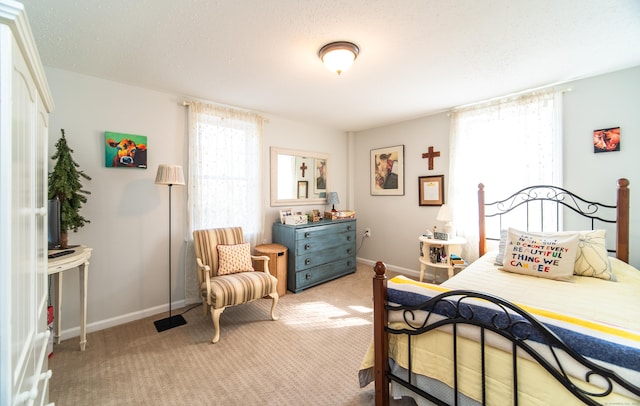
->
300, 162, 308, 177
422, 146, 441, 170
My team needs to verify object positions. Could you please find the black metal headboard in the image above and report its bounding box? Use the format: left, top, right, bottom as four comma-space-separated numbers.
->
478, 179, 629, 263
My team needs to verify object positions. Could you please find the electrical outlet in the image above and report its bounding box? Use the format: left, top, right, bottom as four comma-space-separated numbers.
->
364, 228, 371, 238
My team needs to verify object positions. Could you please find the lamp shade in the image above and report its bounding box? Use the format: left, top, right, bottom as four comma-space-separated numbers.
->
436, 204, 452, 222
319, 41, 359, 75
155, 164, 185, 186
436, 204, 456, 237
326, 192, 340, 205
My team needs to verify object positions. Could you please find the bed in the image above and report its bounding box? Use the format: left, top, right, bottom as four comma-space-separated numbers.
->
359, 178, 639, 405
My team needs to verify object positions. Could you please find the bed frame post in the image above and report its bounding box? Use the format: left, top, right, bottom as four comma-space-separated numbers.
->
373, 261, 390, 406
616, 178, 630, 263
478, 183, 486, 257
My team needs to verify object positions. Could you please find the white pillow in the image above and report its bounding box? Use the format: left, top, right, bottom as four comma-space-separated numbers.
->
574, 229, 615, 281
217, 242, 254, 275
500, 228, 579, 281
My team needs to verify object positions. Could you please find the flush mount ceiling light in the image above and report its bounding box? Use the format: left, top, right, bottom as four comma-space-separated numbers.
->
318, 41, 359, 75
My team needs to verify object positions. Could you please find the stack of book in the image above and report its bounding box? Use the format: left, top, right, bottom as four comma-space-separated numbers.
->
450, 254, 467, 266
324, 210, 356, 220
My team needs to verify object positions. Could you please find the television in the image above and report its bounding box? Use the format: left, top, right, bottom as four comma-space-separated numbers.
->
48, 198, 61, 250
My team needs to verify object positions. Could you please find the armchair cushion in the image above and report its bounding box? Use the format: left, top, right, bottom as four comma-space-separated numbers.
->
203, 271, 278, 309
217, 242, 254, 275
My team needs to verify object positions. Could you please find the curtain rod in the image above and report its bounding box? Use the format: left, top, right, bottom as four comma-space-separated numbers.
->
452, 84, 572, 112
182, 99, 270, 123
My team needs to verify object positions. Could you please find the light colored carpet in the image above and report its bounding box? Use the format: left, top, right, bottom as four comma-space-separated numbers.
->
48, 263, 415, 405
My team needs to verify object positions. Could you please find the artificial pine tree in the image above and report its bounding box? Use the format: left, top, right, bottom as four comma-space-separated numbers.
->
48, 129, 91, 247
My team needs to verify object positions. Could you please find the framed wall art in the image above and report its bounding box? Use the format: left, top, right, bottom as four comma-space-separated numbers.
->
297, 181, 308, 199
371, 145, 404, 196
418, 175, 444, 206
314, 158, 327, 194
105, 131, 148, 168
593, 127, 620, 153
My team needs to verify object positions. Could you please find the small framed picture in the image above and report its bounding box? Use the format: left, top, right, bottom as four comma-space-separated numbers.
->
419, 175, 444, 206
371, 145, 404, 195
593, 127, 620, 153
279, 208, 292, 224
297, 181, 308, 199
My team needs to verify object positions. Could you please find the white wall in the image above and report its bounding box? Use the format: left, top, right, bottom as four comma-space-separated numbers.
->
354, 66, 640, 272
45, 67, 347, 338
563, 66, 640, 267
353, 112, 451, 275
261, 117, 348, 244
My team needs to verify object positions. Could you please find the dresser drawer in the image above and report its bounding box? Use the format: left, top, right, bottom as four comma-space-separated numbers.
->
294, 242, 355, 271
294, 230, 355, 253
294, 221, 355, 241
292, 257, 356, 292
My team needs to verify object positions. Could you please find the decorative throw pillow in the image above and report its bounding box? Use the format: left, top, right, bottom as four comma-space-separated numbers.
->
217, 243, 254, 275
574, 229, 615, 281
500, 228, 579, 281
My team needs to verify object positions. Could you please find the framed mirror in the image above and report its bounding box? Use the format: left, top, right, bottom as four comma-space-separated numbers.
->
270, 147, 329, 207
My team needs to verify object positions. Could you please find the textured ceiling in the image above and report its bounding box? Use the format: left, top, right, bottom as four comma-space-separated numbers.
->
18, 0, 640, 131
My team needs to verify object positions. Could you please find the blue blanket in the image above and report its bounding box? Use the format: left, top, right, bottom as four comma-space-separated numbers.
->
387, 276, 640, 373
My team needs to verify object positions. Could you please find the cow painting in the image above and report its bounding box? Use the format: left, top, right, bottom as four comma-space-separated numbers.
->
105, 132, 148, 168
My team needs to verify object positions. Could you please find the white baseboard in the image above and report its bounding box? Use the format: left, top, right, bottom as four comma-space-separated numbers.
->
57, 299, 187, 341
356, 257, 420, 279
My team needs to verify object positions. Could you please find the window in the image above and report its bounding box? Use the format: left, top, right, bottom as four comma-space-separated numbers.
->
448, 90, 562, 260
184, 101, 264, 302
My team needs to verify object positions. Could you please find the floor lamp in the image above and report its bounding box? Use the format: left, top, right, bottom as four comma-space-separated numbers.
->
154, 164, 187, 332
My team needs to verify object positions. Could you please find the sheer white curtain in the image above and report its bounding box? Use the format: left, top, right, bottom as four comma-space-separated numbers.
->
448, 90, 562, 261
183, 101, 264, 303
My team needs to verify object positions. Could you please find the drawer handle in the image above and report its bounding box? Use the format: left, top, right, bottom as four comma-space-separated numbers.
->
304, 232, 311, 238
347, 225, 352, 230
304, 243, 311, 250
305, 258, 311, 265
347, 248, 352, 254
305, 273, 312, 280
347, 261, 353, 267
346, 236, 352, 241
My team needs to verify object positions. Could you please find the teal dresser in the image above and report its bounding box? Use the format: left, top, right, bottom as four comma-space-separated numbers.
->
272, 219, 356, 293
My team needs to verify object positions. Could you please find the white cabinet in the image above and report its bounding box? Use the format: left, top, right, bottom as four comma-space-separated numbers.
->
0, 2, 54, 404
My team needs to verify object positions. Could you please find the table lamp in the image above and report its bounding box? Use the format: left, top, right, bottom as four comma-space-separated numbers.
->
436, 204, 456, 237
326, 192, 339, 212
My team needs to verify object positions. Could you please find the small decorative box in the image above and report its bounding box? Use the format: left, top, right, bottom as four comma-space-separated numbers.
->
433, 231, 450, 241
284, 214, 308, 225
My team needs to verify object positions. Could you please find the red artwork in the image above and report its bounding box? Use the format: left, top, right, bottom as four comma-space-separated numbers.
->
593, 127, 620, 153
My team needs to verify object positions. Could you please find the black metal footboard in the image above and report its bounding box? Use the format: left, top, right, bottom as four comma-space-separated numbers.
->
372, 262, 640, 406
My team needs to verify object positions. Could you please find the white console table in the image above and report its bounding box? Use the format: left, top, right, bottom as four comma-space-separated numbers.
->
47, 246, 93, 351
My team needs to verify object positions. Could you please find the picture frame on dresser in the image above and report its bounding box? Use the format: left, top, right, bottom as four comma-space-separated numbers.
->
418, 175, 444, 206
279, 208, 292, 223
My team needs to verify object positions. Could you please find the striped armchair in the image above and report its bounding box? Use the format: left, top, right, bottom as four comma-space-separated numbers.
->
193, 227, 279, 343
